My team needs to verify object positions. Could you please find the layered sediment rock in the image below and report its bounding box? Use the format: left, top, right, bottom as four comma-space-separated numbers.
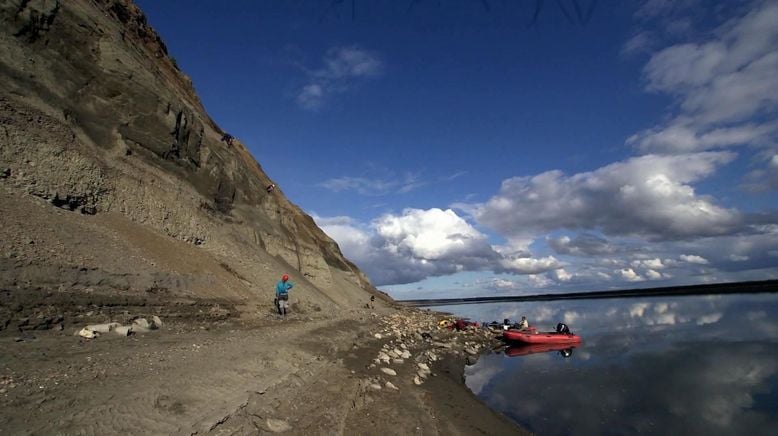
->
0, 0, 381, 314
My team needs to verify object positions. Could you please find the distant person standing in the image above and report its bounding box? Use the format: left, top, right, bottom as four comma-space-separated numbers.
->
275, 274, 293, 318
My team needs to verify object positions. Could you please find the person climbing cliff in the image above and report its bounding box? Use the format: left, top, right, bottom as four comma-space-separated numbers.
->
275, 274, 294, 317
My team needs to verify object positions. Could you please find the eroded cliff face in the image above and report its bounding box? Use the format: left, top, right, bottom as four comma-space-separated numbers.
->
0, 0, 380, 312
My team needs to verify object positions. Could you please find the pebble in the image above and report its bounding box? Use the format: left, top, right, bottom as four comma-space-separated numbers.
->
380, 368, 397, 376
369, 383, 382, 390
374, 333, 383, 339
413, 376, 423, 385
266, 418, 292, 433
392, 359, 404, 365
385, 381, 399, 390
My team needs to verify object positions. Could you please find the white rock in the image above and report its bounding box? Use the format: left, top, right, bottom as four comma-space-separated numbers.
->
152, 315, 163, 328
374, 333, 383, 339
400, 343, 407, 350
417, 370, 429, 379
86, 323, 119, 333
385, 381, 399, 390
369, 383, 382, 390
132, 318, 151, 332
401, 350, 411, 359
114, 326, 132, 336
78, 328, 98, 339
380, 368, 397, 376
266, 418, 292, 433
387, 350, 399, 359
413, 376, 423, 385
418, 363, 430, 371
392, 359, 404, 365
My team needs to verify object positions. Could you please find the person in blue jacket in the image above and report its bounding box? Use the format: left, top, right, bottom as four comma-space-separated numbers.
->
275, 274, 294, 317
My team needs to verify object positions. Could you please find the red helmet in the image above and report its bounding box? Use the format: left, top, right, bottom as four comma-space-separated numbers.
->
282, 274, 289, 282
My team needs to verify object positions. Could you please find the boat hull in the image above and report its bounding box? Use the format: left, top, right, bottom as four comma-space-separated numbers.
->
503, 329, 581, 344
505, 343, 578, 357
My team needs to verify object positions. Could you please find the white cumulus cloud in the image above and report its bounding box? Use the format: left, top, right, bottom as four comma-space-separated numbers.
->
315, 208, 562, 286
680, 254, 710, 264
629, 1, 778, 156
620, 268, 644, 282
471, 152, 741, 241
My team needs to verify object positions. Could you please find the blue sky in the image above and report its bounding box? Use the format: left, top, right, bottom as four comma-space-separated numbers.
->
136, 0, 778, 298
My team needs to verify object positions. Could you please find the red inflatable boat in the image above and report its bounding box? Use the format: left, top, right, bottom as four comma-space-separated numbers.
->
504, 343, 578, 357
502, 329, 581, 344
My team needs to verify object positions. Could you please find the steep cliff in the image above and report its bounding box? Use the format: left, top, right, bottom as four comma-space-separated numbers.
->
0, 0, 381, 315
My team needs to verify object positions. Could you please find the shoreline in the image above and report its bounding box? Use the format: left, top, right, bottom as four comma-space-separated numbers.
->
0, 302, 528, 434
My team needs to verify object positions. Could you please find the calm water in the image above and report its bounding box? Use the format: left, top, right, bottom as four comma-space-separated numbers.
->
433, 293, 778, 436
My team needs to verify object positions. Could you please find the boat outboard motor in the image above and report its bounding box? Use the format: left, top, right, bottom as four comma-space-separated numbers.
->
556, 323, 571, 334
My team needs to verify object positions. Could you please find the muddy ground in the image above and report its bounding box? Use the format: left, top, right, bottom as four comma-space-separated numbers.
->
0, 298, 528, 435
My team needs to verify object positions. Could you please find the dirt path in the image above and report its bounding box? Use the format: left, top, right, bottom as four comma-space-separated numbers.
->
1, 310, 527, 435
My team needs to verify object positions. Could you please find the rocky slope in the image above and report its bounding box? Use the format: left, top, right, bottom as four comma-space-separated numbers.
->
0, 0, 383, 327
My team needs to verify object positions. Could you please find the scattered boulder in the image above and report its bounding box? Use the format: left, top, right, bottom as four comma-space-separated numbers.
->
369, 383, 382, 391
413, 376, 423, 386
374, 333, 383, 339
380, 368, 397, 376
385, 381, 399, 390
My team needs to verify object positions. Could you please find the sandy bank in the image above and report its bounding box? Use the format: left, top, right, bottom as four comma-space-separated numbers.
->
0, 303, 527, 435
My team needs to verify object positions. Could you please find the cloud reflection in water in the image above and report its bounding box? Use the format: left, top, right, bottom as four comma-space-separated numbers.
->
449, 294, 778, 435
